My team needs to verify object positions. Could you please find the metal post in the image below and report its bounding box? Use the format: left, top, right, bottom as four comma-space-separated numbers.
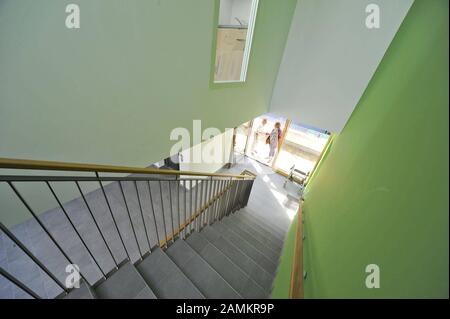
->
95, 172, 131, 262
146, 181, 160, 248
134, 181, 152, 253
118, 181, 143, 260
47, 181, 106, 278
7, 181, 90, 285
75, 181, 118, 268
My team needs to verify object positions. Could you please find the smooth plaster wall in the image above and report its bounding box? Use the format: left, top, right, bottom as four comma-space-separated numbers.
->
270, 0, 413, 133
273, 0, 449, 298
0, 0, 297, 226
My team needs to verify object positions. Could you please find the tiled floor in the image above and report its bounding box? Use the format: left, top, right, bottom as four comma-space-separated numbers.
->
0, 156, 298, 299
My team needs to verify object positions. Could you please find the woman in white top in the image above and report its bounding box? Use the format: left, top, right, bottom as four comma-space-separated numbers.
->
268, 122, 282, 162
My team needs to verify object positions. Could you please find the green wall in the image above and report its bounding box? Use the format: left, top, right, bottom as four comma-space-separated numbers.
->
273, 0, 449, 298
271, 214, 297, 298
0, 0, 297, 226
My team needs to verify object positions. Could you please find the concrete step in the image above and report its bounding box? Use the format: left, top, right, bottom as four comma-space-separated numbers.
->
200, 226, 274, 292
94, 262, 157, 299
166, 239, 241, 299
136, 247, 204, 299
239, 209, 286, 240
229, 212, 284, 248
186, 232, 267, 299
222, 216, 281, 261
63, 282, 96, 299
218, 218, 280, 264
211, 222, 278, 274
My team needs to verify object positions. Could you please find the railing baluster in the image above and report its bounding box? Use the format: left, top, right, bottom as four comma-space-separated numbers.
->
75, 181, 118, 268
217, 180, 226, 220
189, 180, 193, 235
220, 180, 230, 219
95, 172, 131, 262
134, 181, 152, 254
193, 179, 199, 231
214, 180, 224, 222
47, 182, 106, 278
177, 177, 181, 238
158, 181, 168, 247
118, 181, 143, 260
0, 267, 41, 299
198, 179, 204, 231
210, 179, 219, 225
146, 181, 160, 248
0, 222, 68, 294
7, 181, 90, 285
168, 181, 175, 243
183, 180, 187, 238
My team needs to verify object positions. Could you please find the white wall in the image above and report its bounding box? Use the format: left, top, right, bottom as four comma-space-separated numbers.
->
270, 0, 414, 133
179, 129, 234, 189
219, 0, 252, 26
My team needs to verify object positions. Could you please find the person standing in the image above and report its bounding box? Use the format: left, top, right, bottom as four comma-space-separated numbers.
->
267, 122, 282, 163
251, 118, 268, 155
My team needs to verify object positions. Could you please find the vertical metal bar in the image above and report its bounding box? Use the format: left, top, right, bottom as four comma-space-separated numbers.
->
75, 181, 118, 268
146, 181, 160, 247
0, 222, 68, 293
0, 267, 41, 299
7, 181, 90, 285
194, 179, 198, 230
183, 180, 187, 238
205, 177, 213, 227
225, 179, 234, 218
217, 180, 227, 220
118, 181, 143, 259
189, 180, 193, 234
134, 181, 152, 253
168, 181, 175, 243
206, 178, 213, 226
47, 182, 106, 278
219, 181, 231, 220
183, 180, 187, 239
214, 180, 224, 222
177, 177, 181, 238
95, 172, 131, 261
198, 179, 204, 231
231, 180, 241, 212
209, 179, 218, 225
158, 181, 168, 247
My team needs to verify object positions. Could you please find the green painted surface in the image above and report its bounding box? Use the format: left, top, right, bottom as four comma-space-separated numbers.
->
271, 214, 297, 298
274, 0, 449, 298
0, 0, 297, 226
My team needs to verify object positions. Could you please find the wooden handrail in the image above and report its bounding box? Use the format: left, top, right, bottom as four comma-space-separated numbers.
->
0, 157, 255, 180
289, 201, 304, 298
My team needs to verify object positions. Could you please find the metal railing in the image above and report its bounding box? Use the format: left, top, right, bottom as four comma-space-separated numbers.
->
0, 157, 256, 299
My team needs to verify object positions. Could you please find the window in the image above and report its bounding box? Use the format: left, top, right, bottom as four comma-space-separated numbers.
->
213, 0, 259, 83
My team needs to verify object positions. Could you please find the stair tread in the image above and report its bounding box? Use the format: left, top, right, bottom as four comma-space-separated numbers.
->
222, 216, 281, 261
63, 282, 96, 299
166, 239, 242, 299
239, 209, 286, 240
229, 213, 284, 248
211, 222, 278, 274
94, 262, 157, 299
200, 227, 274, 292
186, 232, 267, 299
136, 247, 204, 299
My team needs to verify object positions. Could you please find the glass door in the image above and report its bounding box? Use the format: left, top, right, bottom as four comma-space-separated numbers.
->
246, 113, 288, 166
272, 121, 330, 176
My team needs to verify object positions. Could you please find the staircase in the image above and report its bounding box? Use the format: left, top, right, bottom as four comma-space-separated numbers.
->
0, 158, 287, 299
65, 208, 285, 299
